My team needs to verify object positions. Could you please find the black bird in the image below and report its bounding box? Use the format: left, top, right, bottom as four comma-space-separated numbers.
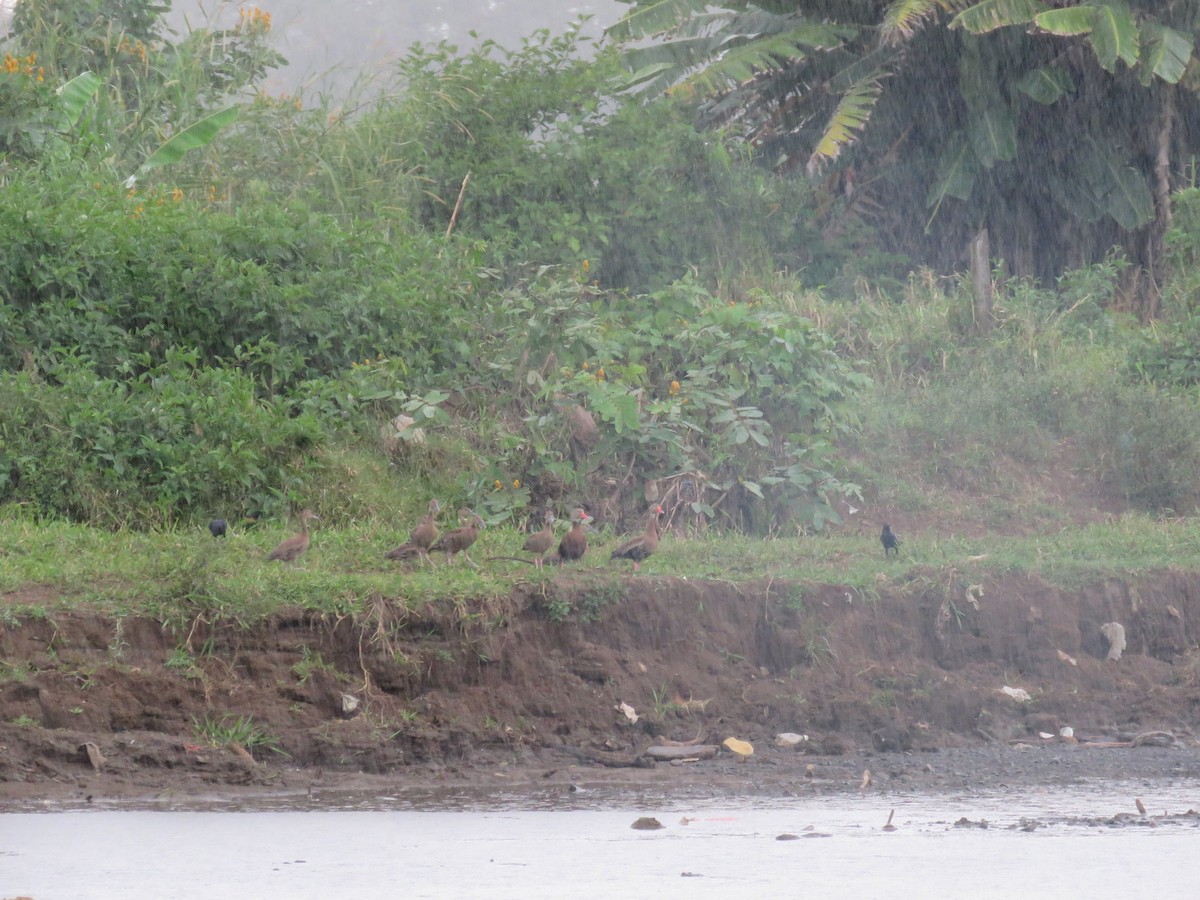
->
881, 524, 900, 557
209, 518, 228, 538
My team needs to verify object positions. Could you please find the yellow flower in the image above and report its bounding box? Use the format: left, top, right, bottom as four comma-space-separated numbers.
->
669, 380, 681, 396
171, 187, 184, 202
595, 367, 605, 381
582, 361, 590, 370
239, 7, 272, 34
494, 479, 503, 490
581, 259, 590, 273
513, 479, 521, 489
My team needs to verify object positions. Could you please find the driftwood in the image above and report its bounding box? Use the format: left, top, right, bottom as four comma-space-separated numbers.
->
643, 744, 718, 762
1009, 730, 1178, 749
1082, 731, 1178, 749
545, 743, 655, 768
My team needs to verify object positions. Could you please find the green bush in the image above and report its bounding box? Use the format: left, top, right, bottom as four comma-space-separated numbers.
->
1078, 383, 1200, 513
0, 349, 324, 526
387, 28, 814, 289
7, 0, 284, 171
417, 274, 868, 531
0, 164, 475, 390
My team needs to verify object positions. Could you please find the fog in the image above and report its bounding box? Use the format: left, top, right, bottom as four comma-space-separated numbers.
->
172, 0, 624, 95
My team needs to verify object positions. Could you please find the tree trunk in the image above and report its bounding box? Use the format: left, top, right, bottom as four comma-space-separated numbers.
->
970, 228, 992, 334
1145, 85, 1175, 319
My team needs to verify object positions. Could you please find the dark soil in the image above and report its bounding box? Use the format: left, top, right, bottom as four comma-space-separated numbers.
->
3, 567, 1200, 806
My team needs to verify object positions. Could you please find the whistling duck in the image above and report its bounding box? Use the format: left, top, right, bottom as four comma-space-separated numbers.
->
385, 499, 442, 564
523, 510, 556, 569
557, 507, 591, 562
267, 509, 319, 564
881, 523, 901, 557
209, 518, 227, 538
429, 508, 484, 567
610, 505, 664, 573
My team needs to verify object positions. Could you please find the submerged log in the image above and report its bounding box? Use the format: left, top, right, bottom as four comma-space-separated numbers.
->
545, 743, 654, 768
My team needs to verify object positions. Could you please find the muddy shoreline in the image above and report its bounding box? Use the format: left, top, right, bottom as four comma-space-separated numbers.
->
3, 572, 1200, 807
5, 740, 1199, 812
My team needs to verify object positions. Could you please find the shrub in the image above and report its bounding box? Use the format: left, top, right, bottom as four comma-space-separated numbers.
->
0, 163, 475, 391
387, 28, 814, 289
0, 349, 324, 526
1079, 383, 1200, 514
417, 274, 868, 531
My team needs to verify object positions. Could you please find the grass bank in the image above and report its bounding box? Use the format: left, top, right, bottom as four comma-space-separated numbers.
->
4, 513, 1200, 623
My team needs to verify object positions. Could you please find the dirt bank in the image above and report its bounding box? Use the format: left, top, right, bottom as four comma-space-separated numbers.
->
2, 569, 1199, 804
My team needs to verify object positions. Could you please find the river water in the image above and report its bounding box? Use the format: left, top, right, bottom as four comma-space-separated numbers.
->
4, 783, 1199, 899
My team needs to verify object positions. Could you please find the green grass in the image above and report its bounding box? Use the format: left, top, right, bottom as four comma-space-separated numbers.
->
192, 713, 287, 758
3, 269, 1199, 616
4, 512, 1200, 620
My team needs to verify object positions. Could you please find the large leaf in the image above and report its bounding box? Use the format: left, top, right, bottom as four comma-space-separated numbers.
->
683, 26, 838, 95
611, 393, 642, 434
137, 106, 239, 173
1092, 144, 1153, 229
880, 0, 944, 45
616, 61, 677, 92
1015, 65, 1075, 103
1139, 23, 1192, 85
950, 0, 1048, 34
618, 11, 848, 98
926, 130, 979, 210
1034, 6, 1095, 36
808, 79, 882, 169
967, 104, 1017, 166
55, 71, 102, 130
1089, 1, 1139, 72
607, 0, 714, 41
1052, 137, 1153, 228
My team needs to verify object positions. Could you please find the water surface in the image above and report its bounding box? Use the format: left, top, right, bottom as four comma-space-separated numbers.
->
4, 783, 1198, 899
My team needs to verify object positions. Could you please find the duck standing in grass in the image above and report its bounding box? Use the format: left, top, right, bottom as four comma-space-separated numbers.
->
429, 508, 484, 567
268, 509, 319, 564
610, 505, 664, 573
522, 510, 556, 569
385, 499, 441, 565
557, 508, 591, 562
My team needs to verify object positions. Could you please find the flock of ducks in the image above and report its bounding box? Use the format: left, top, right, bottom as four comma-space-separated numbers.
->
248, 503, 668, 573
234, 506, 903, 570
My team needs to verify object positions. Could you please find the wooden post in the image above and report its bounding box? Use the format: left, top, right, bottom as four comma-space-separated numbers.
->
970, 227, 992, 334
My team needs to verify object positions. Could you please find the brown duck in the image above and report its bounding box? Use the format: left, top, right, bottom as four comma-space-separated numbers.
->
523, 510, 556, 569
610, 505, 664, 573
267, 509, 319, 564
385, 499, 442, 564
557, 507, 591, 562
429, 508, 484, 567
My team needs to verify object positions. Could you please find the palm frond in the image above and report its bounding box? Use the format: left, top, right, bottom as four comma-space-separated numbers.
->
951, 0, 1048, 35
807, 78, 884, 172
879, 0, 947, 46
606, 0, 717, 42
617, 7, 851, 99
685, 25, 850, 95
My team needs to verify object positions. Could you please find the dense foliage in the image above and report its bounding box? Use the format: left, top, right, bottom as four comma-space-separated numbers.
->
3, 3, 1200, 530
610, 1, 1200, 293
